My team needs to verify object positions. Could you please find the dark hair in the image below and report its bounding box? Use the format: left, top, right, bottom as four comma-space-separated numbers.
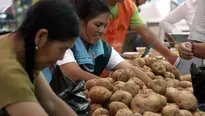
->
74, 0, 110, 23
17, 0, 80, 82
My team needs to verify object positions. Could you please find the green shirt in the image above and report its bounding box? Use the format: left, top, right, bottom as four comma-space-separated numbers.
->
108, 3, 144, 29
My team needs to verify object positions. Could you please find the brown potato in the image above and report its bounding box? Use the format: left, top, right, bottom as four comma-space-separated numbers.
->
110, 90, 132, 106
185, 87, 194, 94
154, 75, 164, 80
165, 87, 179, 102
143, 111, 161, 116
134, 112, 143, 116
145, 72, 155, 79
151, 62, 166, 75
193, 111, 205, 116
164, 72, 175, 79
95, 78, 113, 91
111, 69, 135, 82
92, 108, 109, 116
131, 58, 145, 67
89, 104, 102, 115
86, 78, 98, 90
179, 81, 192, 88
105, 77, 114, 84
113, 81, 125, 92
121, 81, 140, 97
144, 57, 156, 67
131, 93, 165, 114
161, 61, 180, 79
89, 86, 112, 103
111, 69, 124, 82
165, 79, 180, 88
174, 91, 197, 111
115, 109, 133, 116
128, 77, 144, 89
143, 65, 152, 72
152, 79, 166, 95
179, 110, 193, 116
162, 104, 180, 116
109, 101, 128, 116
180, 74, 192, 82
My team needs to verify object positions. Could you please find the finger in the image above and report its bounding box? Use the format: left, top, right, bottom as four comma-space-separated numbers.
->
179, 49, 193, 56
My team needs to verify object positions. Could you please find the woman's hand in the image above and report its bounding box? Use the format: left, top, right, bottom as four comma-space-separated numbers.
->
177, 42, 193, 60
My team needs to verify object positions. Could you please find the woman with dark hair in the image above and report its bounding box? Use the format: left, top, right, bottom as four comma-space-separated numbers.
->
0, 0, 79, 116
50, 0, 153, 115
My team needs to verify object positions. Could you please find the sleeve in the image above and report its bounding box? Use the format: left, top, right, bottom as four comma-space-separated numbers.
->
159, 2, 186, 33
106, 47, 125, 71
129, 5, 144, 29
57, 49, 77, 66
0, 59, 37, 110
188, 0, 205, 42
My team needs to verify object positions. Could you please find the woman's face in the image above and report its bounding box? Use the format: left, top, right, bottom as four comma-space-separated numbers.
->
34, 30, 76, 70
80, 13, 110, 45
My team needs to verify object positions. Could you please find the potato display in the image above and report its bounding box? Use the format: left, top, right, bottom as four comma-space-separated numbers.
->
85, 56, 204, 116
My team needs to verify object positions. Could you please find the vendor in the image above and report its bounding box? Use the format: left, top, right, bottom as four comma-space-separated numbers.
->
102, 0, 178, 65
50, 0, 153, 115
0, 0, 79, 116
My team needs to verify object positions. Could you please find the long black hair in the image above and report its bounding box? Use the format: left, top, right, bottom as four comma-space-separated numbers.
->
17, 0, 80, 82
73, 0, 110, 23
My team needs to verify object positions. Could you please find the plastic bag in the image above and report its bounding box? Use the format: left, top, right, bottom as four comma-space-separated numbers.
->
50, 65, 89, 116
190, 63, 205, 103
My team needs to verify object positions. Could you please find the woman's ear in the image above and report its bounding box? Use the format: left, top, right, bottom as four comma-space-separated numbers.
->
35, 29, 48, 49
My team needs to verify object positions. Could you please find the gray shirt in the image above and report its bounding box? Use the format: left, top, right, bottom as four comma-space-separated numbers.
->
188, 0, 205, 42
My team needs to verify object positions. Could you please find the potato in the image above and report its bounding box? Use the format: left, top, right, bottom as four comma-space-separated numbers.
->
185, 87, 193, 94
151, 62, 166, 75
143, 111, 161, 116
154, 75, 164, 80
128, 77, 144, 89
165, 87, 179, 102
95, 78, 113, 91
92, 108, 109, 116
179, 81, 192, 88
113, 81, 125, 92
178, 110, 193, 116
121, 81, 140, 97
144, 57, 156, 67
143, 65, 152, 72
111, 69, 135, 82
141, 88, 155, 95
180, 74, 192, 82
152, 79, 166, 95
164, 72, 175, 79
193, 111, 205, 116
131, 93, 165, 114
165, 79, 180, 88
162, 104, 180, 116
115, 109, 133, 116
161, 61, 180, 79
110, 90, 132, 106
89, 86, 112, 103
131, 58, 145, 67
89, 104, 102, 115
145, 72, 155, 79
86, 78, 98, 90
109, 101, 128, 116
131, 54, 141, 59
134, 112, 143, 116
106, 77, 114, 84
174, 91, 197, 111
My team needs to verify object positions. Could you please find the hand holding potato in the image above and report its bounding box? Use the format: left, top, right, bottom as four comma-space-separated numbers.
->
176, 42, 193, 60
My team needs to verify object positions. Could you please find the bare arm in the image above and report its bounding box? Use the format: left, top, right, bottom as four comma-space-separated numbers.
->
35, 72, 77, 116
5, 102, 48, 116
60, 62, 99, 81
113, 61, 153, 88
134, 24, 178, 64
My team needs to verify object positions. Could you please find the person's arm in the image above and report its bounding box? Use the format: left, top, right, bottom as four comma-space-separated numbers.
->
159, 1, 186, 33
129, 5, 178, 64
57, 49, 99, 81
34, 72, 78, 116
134, 24, 178, 64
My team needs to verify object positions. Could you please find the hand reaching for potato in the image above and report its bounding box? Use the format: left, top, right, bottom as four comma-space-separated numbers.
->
176, 42, 193, 60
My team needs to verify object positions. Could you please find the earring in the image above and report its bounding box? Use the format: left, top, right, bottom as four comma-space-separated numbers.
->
35, 46, 38, 50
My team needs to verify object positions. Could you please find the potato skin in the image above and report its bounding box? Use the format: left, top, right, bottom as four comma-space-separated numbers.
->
179, 81, 192, 88
86, 78, 98, 90
151, 62, 166, 75
128, 77, 144, 89
92, 108, 108, 116
143, 65, 152, 72
89, 104, 102, 116
143, 111, 161, 116
111, 69, 135, 82
144, 57, 156, 67
178, 110, 193, 116
89, 86, 112, 103
95, 78, 113, 91
152, 79, 166, 95
162, 104, 180, 116
113, 81, 125, 92
110, 90, 132, 106
115, 109, 133, 116
121, 81, 140, 97
131, 58, 145, 67
165, 87, 179, 102
109, 101, 128, 116
164, 72, 175, 79
145, 72, 155, 79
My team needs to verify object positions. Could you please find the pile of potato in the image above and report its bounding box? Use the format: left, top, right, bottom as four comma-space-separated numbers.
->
85, 56, 205, 116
